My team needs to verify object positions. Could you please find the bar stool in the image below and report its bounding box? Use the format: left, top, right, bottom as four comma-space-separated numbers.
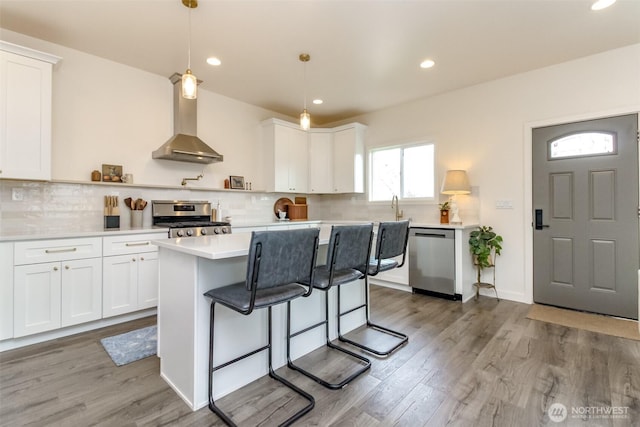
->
203, 228, 320, 427
337, 220, 410, 356
286, 224, 373, 389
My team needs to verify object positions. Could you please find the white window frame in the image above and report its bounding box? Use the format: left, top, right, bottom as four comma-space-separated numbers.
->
367, 141, 436, 203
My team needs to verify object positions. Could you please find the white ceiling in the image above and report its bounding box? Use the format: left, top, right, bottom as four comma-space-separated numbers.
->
1, 0, 639, 125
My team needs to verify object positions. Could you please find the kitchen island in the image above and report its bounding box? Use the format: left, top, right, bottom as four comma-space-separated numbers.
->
153, 225, 366, 411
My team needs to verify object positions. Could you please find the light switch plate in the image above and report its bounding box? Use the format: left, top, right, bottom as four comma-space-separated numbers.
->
495, 200, 513, 209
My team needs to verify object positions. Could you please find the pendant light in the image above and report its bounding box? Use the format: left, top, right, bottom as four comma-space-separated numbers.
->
182, 0, 198, 99
299, 53, 311, 130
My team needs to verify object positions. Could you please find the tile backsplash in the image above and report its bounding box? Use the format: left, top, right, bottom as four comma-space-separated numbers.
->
0, 180, 480, 236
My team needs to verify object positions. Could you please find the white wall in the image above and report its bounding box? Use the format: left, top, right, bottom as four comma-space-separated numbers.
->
2, 28, 639, 304
332, 43, 640, 303
0, 29, 295, 190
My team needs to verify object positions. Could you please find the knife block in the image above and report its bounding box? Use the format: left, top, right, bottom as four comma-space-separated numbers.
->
104, 215, 120, 229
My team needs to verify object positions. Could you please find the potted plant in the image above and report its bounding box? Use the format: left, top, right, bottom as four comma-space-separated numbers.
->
468, 226, 503, 297
439, 201, 450, 224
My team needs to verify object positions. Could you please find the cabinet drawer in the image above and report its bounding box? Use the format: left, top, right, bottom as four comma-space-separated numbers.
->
103, 232, 167, 256
14, 237, 102, 265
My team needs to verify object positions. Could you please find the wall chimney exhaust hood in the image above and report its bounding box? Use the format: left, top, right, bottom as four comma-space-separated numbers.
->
152, 73, 223, 164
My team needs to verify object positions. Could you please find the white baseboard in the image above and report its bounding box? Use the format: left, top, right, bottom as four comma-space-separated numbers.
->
369, 279, 412, 292
0, 309, 156, 352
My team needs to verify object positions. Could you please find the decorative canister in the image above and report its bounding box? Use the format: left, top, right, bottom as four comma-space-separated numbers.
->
91, 170, 101, 181
131, 210, 143, 228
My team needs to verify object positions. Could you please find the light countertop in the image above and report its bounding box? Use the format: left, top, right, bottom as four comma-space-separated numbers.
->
154, 226, 333, 260
0, 226, 168, 242
0, 220, 478, 242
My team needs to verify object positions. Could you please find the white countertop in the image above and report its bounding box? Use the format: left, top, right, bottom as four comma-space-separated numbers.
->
0, 220, 478, 242
231, 219, 322, 228
154, 226, 333, 259
410, 222, 478, 230
0, 226, 168, 242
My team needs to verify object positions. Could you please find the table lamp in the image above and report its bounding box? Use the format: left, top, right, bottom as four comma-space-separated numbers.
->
441, 170, 471, 224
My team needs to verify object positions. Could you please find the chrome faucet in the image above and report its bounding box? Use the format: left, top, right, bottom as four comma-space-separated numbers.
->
391, 195, 403, 221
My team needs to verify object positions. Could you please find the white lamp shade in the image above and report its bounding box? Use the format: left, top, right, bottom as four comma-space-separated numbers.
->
182, 70, 197, 99
441, 170, 471, 195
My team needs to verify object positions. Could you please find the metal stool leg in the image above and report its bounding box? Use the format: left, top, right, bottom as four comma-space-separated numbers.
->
207, 303, 315, 426
337, 276, 408, 357
287, 291, 371, 389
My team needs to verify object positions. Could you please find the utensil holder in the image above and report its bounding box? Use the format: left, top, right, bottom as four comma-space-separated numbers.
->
131, 211, 143, 228
104, 216, 120, 229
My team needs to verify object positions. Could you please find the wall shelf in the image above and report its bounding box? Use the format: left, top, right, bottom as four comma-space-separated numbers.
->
38, 179, 265, 193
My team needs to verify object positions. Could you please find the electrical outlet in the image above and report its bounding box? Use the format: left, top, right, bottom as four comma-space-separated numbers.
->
12, 188, 24, 201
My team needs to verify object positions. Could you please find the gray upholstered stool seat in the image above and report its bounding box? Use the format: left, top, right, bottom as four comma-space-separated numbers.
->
367, 257, 397, 274
338, 220, 410, 357
204, 228, 320, 426
287, 224, 373, 390
303, 266, 363, 290
205, 282, 308, 311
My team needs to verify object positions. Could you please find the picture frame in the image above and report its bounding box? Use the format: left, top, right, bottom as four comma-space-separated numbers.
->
102, 164, 123, 182
229, 175, 245, 189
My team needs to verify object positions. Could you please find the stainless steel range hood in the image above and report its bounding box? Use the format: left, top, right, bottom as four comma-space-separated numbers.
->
152, 73, 223, 164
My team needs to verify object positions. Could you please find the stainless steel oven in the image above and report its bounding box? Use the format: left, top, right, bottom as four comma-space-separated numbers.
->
152, 200, 231, 238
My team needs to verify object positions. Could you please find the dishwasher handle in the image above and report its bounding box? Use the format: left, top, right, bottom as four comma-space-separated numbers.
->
409, 228, 455, 239
413, 232, 448, 238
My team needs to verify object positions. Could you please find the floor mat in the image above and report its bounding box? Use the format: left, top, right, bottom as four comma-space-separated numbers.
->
100, 325, 157, 366
527, 304, 640, 341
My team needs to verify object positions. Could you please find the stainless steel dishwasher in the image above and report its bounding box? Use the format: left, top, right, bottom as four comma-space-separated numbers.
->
409, 227, 459, 300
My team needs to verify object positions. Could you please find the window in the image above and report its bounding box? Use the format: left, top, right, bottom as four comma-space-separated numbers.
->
369, 143, 435, 201
549, 131, 616, 159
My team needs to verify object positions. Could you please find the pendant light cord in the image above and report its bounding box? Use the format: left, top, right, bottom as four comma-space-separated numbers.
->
187, 5, 192, 70
303, 60, 307, 110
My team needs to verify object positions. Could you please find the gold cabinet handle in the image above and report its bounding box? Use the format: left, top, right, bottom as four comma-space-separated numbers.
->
125, 242, 150, 247
132, 258, 136, 262
45, 247, 77, 254
53, 266, 58, 271
65, 265, 70, 270
140, 256, 144, 261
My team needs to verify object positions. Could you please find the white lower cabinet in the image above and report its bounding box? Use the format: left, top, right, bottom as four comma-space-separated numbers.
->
102, 233, 164, 318
60, 258, 102, 327
13, 237, 102, 338
0, 242, 13, 340
14, 261, 61, 337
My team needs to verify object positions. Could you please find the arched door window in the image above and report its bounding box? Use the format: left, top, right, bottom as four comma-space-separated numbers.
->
548, 131, 616, 160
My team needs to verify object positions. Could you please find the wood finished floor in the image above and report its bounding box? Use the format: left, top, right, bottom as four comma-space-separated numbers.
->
2, 285, 640, 426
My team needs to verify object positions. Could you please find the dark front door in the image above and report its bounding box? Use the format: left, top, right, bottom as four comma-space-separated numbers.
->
532, 114, 639, 319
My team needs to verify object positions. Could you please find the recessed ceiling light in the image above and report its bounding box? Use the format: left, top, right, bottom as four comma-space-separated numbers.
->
591, 0, 616, 10
312, 99, 323, 105
206, 57, 221, 66
420, 59, 435, 69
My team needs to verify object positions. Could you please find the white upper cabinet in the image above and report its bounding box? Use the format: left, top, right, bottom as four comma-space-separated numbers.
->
0, 42, 60, 181
308, 130, 333, 194
263, 119, 366, 195
332, 123, 365, 193
262, 119, 309, 193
